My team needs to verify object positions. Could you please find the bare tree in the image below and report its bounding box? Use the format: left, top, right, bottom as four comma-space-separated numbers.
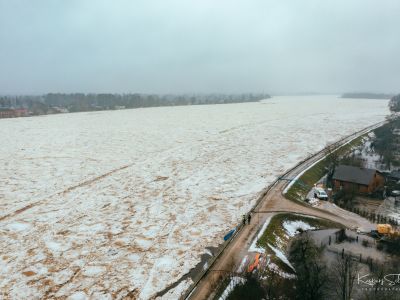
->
289, 234, 329, 300
330, 254, 360, 300
263, 267, 294, 299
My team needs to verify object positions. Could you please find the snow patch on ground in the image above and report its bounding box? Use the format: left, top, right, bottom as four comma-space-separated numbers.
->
218, 277, 246, 300
205, 248, 213, 257
283, 220, 315, 237
267, 261, 296, 279
308, 197, 320, 206
268, 244, 295, 271
249, 216, 272, 253
237, 255, 249, 273
203, 262, 209, 270
353, 138, 386, 170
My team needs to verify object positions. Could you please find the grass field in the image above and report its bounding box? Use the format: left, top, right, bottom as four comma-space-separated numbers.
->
256, 213, 342, 273
284, 135, 367, 202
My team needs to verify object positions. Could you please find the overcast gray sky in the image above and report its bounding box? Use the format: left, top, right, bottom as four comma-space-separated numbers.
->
0, 0, 399, 95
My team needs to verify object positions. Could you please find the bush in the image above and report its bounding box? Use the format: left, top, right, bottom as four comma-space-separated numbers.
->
227, 276, 265, 300
376, 243, 384, 251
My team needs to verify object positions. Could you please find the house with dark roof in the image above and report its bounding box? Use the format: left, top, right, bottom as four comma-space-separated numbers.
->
332, 165, 385, 194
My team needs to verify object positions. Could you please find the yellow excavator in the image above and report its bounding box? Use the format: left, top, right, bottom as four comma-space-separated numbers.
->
372, 224, 400, 241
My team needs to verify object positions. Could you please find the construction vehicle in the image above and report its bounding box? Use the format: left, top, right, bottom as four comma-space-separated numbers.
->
370, 224, 400, 241
377, 224, 393, 234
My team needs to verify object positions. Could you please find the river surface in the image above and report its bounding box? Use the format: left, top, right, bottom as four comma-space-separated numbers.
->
0, 95, 389, 299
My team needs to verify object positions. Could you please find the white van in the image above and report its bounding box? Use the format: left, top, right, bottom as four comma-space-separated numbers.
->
314, 188, 328, 200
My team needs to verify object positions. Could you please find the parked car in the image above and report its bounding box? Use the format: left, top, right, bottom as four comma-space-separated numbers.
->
391, 190, 400, 197
314, 187, 328, 200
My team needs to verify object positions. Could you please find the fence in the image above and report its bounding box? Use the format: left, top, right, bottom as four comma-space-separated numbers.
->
318, 229, 385, 270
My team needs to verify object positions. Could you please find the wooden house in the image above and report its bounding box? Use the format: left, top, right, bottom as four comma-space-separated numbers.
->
332, 165, 385, 194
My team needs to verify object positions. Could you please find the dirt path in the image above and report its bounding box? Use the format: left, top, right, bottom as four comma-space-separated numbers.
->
185, 123, 382, 300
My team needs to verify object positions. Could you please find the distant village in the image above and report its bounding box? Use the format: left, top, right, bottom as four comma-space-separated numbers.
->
0, 93, 271, 119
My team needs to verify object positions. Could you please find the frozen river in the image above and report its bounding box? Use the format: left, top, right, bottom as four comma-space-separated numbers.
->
0, 96, 389, 299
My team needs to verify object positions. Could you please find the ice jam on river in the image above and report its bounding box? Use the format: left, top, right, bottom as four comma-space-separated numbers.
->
0, 96, 389, 299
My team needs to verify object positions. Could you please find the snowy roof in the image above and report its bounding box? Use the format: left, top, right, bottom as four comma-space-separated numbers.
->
332, 165, 377, 185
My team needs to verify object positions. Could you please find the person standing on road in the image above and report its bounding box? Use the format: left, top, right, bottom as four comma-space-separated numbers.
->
247, 214, 251, 224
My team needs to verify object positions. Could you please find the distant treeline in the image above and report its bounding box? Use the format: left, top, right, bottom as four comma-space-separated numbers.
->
389, 94, 400, 112
341, 93, 393, 99
0, 93, 271, 115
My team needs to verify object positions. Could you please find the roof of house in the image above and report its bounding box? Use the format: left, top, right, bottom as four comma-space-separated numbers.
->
332, 165, 377, 186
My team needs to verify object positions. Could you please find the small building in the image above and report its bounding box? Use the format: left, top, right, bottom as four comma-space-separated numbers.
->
332, 165, 385, 194
0, 108, 28, 118
47, 107, 69, 114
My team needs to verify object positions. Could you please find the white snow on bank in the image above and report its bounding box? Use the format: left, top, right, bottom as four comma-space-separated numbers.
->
249, 216, 272, 253
0, 96, 389, 298
267, 261, 296, 279
268, 244, 295, 271
353, 136, 387, 170
218, 277, 246, 300
308, 197, 320, 206
283, 220, 315, 237
205, 248, 213, 257
237, 255, 249, 273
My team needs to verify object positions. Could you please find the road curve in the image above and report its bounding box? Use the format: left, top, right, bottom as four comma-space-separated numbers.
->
184, 121, 385, 300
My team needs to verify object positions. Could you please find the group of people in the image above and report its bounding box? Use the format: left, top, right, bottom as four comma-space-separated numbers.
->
242, 213, 251, 225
